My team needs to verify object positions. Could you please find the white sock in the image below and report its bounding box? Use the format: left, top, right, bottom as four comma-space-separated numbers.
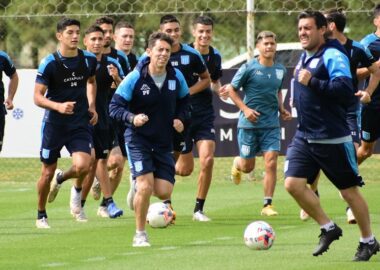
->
360, 235, 374, 244
320, 221, 335, 231
136, 230, 146, 235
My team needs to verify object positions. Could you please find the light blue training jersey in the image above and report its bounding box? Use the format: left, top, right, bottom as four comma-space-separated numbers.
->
231, 58, 286, 129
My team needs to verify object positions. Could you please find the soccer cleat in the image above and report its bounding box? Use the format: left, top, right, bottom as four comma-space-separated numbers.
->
97, 206, 110, 218
127, 175, 136, 210
132, 232, 151, 247
70, 186, 82, 216
73, 208, 88, 222
107, 202, 123, 218
261, 205, 278, 216
192, 210, 211, 222
36, 217, 50, 229
230, 158, 242, 185
91, 177, 101, 201
300, 209, 310, 221
312, 224, 342, 256
346, 207, 357, 224
47, 169, 63, 203
353, 239, 380, 261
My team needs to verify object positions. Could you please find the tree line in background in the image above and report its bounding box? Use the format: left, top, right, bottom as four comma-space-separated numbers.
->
0, 0, 376, 68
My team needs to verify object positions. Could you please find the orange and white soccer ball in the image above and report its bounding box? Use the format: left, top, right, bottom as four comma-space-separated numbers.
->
146, 202, 173, 228
244, 221, 275, 250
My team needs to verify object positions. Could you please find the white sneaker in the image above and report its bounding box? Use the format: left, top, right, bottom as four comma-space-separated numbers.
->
70, 186, 81, 216
97, 206, 110, 218
91, 177, 101, 200
127, 174, 136, 210
47, 169, 63, 203
36, 217, 50, 229
192, 210, 211, 222
346, 207, 357, 224
299, 209, 310, 221
73, 208, 88, 222
133, 232, 151, 247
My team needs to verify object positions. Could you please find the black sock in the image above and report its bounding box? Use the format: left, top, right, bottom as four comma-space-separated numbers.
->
163, 199, 172, 205
194, 198, 205, 213
104, 197, 114, 207
100, 197, 107, 207
263, 198, 272, 207
37, 210, 47, 219
81, 200, 86, 208
56, 172, 64, 184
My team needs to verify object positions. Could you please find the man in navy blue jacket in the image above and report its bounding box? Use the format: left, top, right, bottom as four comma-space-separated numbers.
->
109, 32, 189, 247
284, 10, 379, 261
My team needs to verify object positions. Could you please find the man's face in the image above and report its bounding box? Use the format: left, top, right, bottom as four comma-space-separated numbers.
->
114, 27, 135, 52
84, 31, 104, 55
298, 18, 325, 52
99, 23, 113, 48
147, 39, 171, 69
57, 25, 80, 50
256, 36, 277, 60
160, 22, 181, 46
192, 23, 213, 47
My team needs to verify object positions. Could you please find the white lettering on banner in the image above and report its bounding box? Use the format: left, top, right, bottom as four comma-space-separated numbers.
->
220, 128, 233, 141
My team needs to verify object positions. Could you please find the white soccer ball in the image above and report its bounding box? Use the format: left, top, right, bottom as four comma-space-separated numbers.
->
244, 221, 275, 250
146, 202, 173, 228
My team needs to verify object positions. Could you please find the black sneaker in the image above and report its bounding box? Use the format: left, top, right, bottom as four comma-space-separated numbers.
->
312, 224, 343, 256
353, 239, 380, 261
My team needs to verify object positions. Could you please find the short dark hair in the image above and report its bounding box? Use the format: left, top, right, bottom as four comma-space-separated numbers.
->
57, 17, 80, 33
193, 15, 214, 28
95, 16, 114, 26
115, 21, 134, 31
325, 9, 346, 32
147, 32, 173, 49
85, 25, 104, 36
160, 14, 180, 25
256, 30, 277, 44
374, 4, 380, 18
298, 10, 327, 29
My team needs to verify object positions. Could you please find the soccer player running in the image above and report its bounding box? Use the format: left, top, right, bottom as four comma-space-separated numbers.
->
159, 14, 211, 220
109, 32, 190, 247
114, 21, 139, 70
357, 4, 380, 166
299, 9, 380, 223
176, 15, 222, 221
78, 25, 124, 220
223, 31, 292, 216
34, 18, 98, 228
284, 10, 379, 261
91, 17, 131, 209
0, 51, 18, 152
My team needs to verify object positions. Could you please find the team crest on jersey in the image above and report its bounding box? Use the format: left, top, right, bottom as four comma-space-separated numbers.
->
141, 84, 151, 95
134, 161, 143, 172
275, 69, 284, 80
181, 55, 190, 65
168, 80, 176, 90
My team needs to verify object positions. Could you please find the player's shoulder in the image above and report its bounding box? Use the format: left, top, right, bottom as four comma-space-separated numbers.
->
39, 54, 56, 69
83, 50, 97, 60
210, 45, 222, 57
181, 43, 202, 57
360, 33, 378, 46
0, 51, 11, 60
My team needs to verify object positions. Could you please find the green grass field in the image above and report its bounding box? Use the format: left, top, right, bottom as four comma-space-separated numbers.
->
0, 156, 379, 269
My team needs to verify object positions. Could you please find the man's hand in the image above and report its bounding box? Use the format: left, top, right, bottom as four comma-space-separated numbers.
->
4, 98, 14, 110
173, 119, 184, 133
133, 113, 149, 127
57, 101, 76, 114
298, 69, 312, 86
243, 107, 260, 123
88, 107, 98, 125
218, 84, 230, 100
280, 109, 292, 121
355, 90, 371, 104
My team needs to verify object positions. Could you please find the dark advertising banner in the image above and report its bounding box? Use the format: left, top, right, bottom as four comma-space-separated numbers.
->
210, 68, 380, 157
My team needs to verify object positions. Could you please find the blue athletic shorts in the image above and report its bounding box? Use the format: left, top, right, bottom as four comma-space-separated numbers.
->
110, 119, 128, 157
126, 142, 175, 184
181, 113, 215, 154
237, 128, 280, 158
93, 127, 113, 159
361, 106, 380, 143
40, 122, 92, 164
284, 136, 364, 189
